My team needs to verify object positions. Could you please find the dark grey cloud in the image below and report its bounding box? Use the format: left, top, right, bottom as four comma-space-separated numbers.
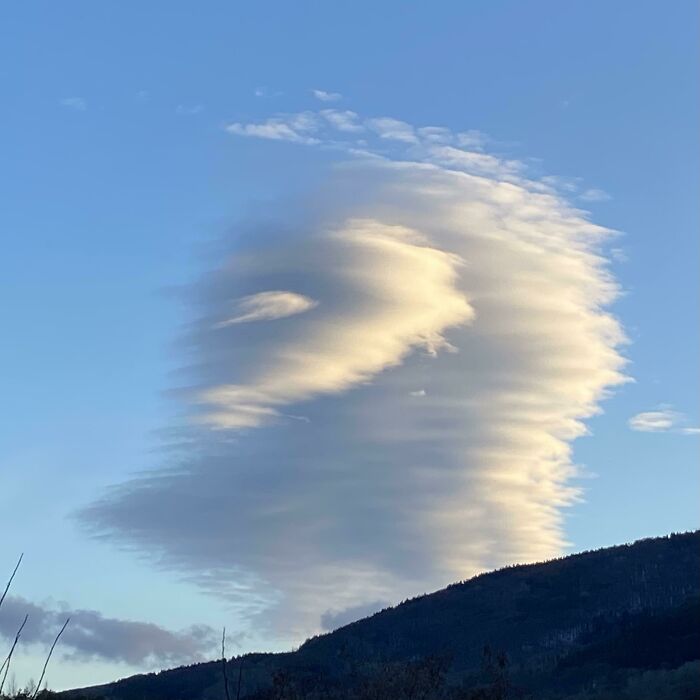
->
0, 596, 217, 666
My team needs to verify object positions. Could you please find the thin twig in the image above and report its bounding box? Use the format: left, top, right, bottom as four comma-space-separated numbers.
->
0, 554, 23, 611
221, 627, 231, 700
32, 617, 69, 698
0, 614, 28, 695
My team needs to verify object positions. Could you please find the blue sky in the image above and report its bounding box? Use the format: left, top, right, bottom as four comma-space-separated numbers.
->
1, 1, 697, 691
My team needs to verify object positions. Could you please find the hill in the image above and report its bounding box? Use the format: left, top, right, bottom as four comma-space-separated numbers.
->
63, 531, 700, 699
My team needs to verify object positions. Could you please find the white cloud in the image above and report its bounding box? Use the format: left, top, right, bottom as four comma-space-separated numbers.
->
366, 117, 418, 143
628, 409, 677, 432
312, 89, 342, 102
254, 86, 284, 98
541, 175, 580, 193
417, 126, 454, 144
427, 145, 523, 179
628, 407, 697, 434
321, 109, 364, 132
60, 97, 87, 111
226, 113, 320, 145
213, 291, 318, 328
579, 188, 611, 202
84, 108, 628, 642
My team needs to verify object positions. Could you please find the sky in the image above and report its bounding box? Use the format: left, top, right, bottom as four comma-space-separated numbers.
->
1, 0, 698, 692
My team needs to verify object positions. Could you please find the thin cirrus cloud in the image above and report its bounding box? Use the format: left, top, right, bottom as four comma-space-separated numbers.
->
80, 106, 628, 641
225, 112, 320, 145
628, 407, 699, 434
0, 595, 217, 666
218, 108, 604, 196
579, 188, 612, 203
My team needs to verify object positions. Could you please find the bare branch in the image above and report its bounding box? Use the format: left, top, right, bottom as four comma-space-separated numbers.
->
0, 554, 24, 612
0, 613, 28, 695
32, 617, 70, 698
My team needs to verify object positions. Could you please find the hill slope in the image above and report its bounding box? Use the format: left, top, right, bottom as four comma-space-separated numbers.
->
65, 531, 700, 699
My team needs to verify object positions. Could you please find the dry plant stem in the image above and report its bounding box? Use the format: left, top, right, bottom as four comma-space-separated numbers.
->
32, 617, 70, 699
0, 554, 23, 612
0, 614, 28, 695
221, 628, 231, 700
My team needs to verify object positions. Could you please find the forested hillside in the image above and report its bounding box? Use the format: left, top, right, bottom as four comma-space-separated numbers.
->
62, 531, 700, 699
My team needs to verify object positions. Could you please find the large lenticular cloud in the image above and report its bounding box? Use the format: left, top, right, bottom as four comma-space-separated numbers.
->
81, 112, 627, 639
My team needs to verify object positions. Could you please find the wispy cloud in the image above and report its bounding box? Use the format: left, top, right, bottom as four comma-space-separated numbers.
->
83, 107, 627, 641
417, 126, 454, 144
366, 117, 417, 143
579, 188, 611, 203
320, 109, 364, 132
213, 291, 318, 328
59, 97, 87, 111
176, 104, 204, 115
225, 110, 532, 184
456, 130, 487, 149
0, 596, 216, 666
628, 409, 677, 432
226, 112, 320, 144
312, 89, 342, 102
628, 407, 698, 434
541, 175, 580, 193
427, 145, 524, 179
254, 86, 284, 98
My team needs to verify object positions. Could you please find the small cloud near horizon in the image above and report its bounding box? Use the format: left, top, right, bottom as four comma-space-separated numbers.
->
0, 595, 218, 667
